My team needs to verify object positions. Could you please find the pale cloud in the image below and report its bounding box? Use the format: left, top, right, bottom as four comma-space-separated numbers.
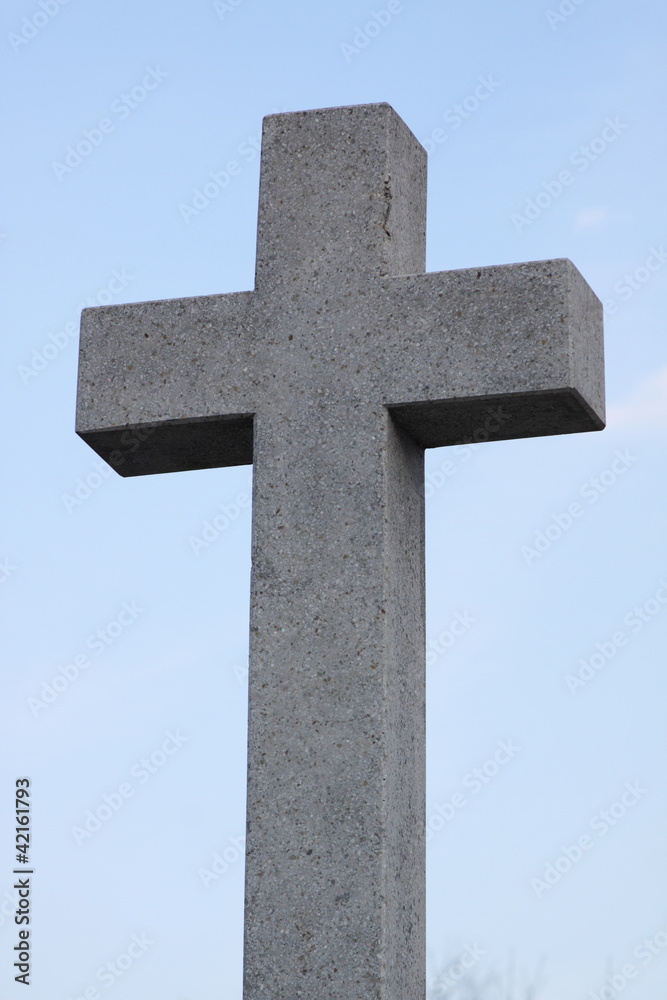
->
607, 365, 667, 431
574, 207, 608, 229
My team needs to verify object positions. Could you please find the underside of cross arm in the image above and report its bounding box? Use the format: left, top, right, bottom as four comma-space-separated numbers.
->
77, 414, 254, 477
389, 386, 603, 449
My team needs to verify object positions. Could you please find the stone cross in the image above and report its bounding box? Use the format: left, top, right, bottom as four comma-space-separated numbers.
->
75, 102, 605, 1000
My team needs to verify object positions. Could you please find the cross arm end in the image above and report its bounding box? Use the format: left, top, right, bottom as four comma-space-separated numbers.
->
75, 291, 258, 476
383, 257, 605, 448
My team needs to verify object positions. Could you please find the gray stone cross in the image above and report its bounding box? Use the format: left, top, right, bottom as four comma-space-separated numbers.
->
76, 102, 604, 999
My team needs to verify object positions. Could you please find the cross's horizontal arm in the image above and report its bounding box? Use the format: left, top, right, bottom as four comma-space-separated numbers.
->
370, 257, 605, 446
76, 257, 603, 476
76, 290, 261, 475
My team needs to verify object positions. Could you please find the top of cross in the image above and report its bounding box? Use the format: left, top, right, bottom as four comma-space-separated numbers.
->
254, 103, 425, 289
75, 102, 604, 477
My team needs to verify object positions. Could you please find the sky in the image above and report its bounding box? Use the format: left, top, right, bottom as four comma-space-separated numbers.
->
1, 1, 666, 998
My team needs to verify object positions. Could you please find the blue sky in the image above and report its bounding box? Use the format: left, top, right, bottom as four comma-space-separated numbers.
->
1, 1, 667, 998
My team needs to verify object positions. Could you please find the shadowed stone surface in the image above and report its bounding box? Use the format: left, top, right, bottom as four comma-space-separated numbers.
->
76, 102, 605, 1000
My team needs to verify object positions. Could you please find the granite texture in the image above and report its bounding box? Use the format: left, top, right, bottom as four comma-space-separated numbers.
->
75, 102, 606, 999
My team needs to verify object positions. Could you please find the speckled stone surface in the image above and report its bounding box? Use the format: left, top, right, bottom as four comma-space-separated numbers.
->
76, 103, 605, 1000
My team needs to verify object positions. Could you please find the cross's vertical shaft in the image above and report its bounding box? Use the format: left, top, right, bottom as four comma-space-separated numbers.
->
244, 403, 425, 999
242, 104, 430, 998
